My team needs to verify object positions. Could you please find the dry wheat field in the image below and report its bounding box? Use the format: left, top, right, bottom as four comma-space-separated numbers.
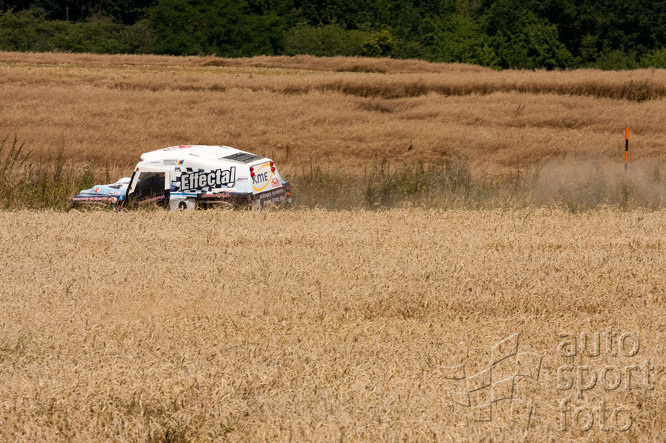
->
0, 52, 665, 441
1, 51, 665, 179
0, 209, 664, 441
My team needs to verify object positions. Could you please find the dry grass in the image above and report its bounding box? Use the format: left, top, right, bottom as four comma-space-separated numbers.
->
1, 51, 665, 181
0, 208, 664, 440
0, 53, 665, 439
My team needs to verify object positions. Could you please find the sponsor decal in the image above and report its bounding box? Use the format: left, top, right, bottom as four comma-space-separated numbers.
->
237, 177, 249, 182
163, 159, 179, 165
170, 166, 236, 193
256, 187, 287, 206
252, 163, 273, 192
94, 187, 101, 193
178, 160, 184, 165
271, 177, 280, 188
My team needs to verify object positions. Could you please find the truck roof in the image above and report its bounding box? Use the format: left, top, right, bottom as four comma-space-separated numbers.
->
140, 145, 266, 164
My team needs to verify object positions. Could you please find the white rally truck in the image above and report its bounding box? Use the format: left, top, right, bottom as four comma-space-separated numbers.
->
71, 145, 291, 210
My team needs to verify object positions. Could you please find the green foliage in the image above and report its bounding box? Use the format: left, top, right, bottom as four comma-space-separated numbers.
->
0, 9, 151, 53
123, 19, 152, 53
594, 49, 639, 71
149, 0, 284, 56
484, 2, 574, 70
4, 0, 666, 70
0, 10, 55, 52
6, 0, 155, 24
361, 30, 395, 57
428, 13, 492, 65
641, 48, 666, 69
55, 14, 131, 53
284, 23, 367, 57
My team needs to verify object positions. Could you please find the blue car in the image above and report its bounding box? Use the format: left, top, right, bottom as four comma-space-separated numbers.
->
71, 177, 130, 207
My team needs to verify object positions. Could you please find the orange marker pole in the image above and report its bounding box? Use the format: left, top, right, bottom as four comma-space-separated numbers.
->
624, 127, 629, 171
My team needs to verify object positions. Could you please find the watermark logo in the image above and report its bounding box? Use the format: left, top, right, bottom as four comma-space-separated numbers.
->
440, 328, 658, 434
556, 327, 654, 432
440, 333, 543, 430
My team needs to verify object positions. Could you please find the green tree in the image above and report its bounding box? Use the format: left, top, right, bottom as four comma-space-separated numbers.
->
296, 0, 375, 29
641, 48, 666, 68
0, 9, 49, 51
362, 29, 395, 57
483, 0, 573, 69
149, 0, 284, 56
55, 14, 131, 53
0, 9, 149, 53
283, 22, 366, 56
429, 13, 490, 65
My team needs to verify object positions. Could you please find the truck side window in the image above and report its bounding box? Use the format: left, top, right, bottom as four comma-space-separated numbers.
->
134, 172, 165, 199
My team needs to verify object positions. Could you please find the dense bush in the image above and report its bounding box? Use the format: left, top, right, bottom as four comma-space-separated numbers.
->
2, 1, 666, 69
149, 0, 284, 56
0, 10, 151, 53
283, 24, 367, 57
283, 24, 394, 58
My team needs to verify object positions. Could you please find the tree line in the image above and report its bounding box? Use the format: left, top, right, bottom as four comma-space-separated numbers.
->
2, 0, 666, 69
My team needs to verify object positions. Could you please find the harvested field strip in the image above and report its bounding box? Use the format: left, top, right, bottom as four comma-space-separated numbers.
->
0, 208, 664, 440
259, 77, 666, 102
3, 61, 665, 101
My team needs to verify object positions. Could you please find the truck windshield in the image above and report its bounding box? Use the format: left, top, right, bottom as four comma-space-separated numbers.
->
133, 172, 165, 199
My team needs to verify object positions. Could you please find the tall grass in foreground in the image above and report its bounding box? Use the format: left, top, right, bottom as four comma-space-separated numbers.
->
0, 136, 97, 209
1, 138, 663, 210
289, 157, 664, 210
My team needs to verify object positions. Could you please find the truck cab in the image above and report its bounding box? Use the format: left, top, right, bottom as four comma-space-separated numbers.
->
125, 145, 290, 210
